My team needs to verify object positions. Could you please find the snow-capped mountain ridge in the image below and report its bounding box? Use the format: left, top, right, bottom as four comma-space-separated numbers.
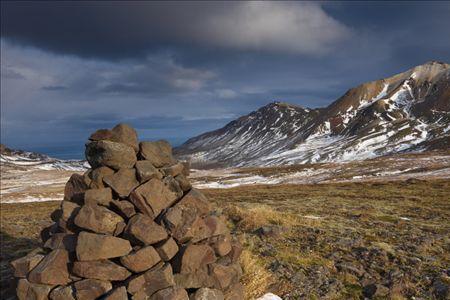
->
175, 61, 450, 167
0, 144, 87, 171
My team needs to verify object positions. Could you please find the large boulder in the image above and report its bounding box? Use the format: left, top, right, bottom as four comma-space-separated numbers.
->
74, 204, 124, 235
85, 140, 136, 170
72, 260, 131, 281
139, 140, 176, 167
28, 249, 70, 285
76, 232, 132, 261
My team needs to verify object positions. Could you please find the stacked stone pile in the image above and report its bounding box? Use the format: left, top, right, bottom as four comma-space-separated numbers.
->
12, 124, 243, 300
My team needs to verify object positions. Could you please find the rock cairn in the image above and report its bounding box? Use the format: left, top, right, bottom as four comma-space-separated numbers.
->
12, 124, 243, 300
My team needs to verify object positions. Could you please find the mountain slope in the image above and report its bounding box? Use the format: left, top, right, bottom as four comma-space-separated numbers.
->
175, 61, 450, 167
0, 144, 87, 171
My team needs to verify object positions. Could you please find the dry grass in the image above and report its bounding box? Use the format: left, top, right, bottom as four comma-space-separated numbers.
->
1, 179, 449, 299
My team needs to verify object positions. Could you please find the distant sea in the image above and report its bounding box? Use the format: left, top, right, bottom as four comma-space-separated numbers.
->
23, 137, 187, 160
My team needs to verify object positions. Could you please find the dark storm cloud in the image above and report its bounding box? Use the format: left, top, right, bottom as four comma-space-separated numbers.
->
1, 1, 351, 60
1, 1, 450, 154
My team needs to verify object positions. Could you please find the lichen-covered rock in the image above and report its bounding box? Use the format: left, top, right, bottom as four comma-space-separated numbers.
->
85, 140, 136, 170
74, 204, 124, 235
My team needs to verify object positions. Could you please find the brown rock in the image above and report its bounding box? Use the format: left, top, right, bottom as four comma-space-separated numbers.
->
103, 168, 139, 198
155, 238, 179, 261
128, 263, 174, 296
163, 189, 212, 243
180, 161, 190, 177
43, 233, 77, 252
139, 140, 176, 168
204, 216, 229, 237
61, 200, 80, 222
40, 223, 58, 243
224, 283, 244, 300
174, 174, 191, 192
212, 236, 232, 257
175, 244, 216, 274
89, 129, 114, 141
28, 249, 70, 285
209, 263, 241, 290
84, 187, 113, 206
74, 279, 112, 300
85, 140, 136, 170
161, 163, 185, 177
76, 231, 132, 261
193, 288, 224, 300
163, 176, 184, 199
17, 278, 53, 300
64, 174, 88, 204
120, 246, 161, 273
111, 123, 139, 152
173, 266, 213, 289
135, 160, 163, 183
74, 204, 124, 235
72, 260, 131, 281
113, 221, 127, 236
103, 286, 128, 300
228, 241, 243, 263
11, 249, 45, 278
125, 213, 168, 245
130, 178, 180, 219
111, 200, 136, 218
49, 285, 75, 300
150, 286, 189, 300
88, 166, 115, 189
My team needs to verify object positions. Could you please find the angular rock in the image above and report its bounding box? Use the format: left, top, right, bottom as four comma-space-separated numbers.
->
174, 174, 191, 192
125, 213, 168, 245
163, 176, 184, 199
49, 285, 75, 300
61, 200, 80, 222
227, 241, 243, 263
193, 288, 224, 300
204, 216, 229, 237
150, 286, 189, 300
163, 189, 212, 243
74, 279, 112, 300
28, 249, 70, 285
139, 140, 176, 168
155, 237, 179, 261
130, 178, 180, 219
103, 168, 139, 198
113, 221, 127, 236
111, 200, 136, 219
64, 174, 88, 204
84, 187, 113, 206
175, 244, 216, 274
43, 233, 77, 252
76, 231, 132, 261
85, 140, 136, 170
88, 166, 115, 189
135, 160, 163, 183
103, 286, 128, 300
173, 266, 213, 289
223, 283, 244, 300
89, 129, 114, 141
74, 204, 124, 235
111, 123, 139, 152
209, 263, 241, 290
161, 163, 185, 177
17, 278, 53, 300
11, 249, 45, 278
120, 246, 161, 273
211, 236, 232, 257
72, 260, 131, 281
127, 263, 174, 296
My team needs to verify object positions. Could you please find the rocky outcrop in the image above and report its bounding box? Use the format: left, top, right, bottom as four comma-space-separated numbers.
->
11, 123, 243, 300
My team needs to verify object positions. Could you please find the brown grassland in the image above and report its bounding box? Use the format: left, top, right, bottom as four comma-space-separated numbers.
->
1, 179, 449, 299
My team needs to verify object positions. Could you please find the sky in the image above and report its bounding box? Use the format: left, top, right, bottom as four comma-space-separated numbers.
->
1, 1, 450, 158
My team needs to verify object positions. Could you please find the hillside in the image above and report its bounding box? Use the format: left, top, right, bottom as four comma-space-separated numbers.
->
175, 61, 450, 168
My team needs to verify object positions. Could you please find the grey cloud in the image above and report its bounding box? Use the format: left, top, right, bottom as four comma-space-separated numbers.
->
42, 85, 67, 91
1, 1, 351, 59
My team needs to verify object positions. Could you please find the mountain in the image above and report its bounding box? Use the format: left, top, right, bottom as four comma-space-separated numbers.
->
0, 144, 87, 171
175, 61, 450, 168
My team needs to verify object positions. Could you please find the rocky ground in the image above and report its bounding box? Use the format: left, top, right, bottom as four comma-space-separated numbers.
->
2, 179, 449, 299
1, 151, 450, 299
